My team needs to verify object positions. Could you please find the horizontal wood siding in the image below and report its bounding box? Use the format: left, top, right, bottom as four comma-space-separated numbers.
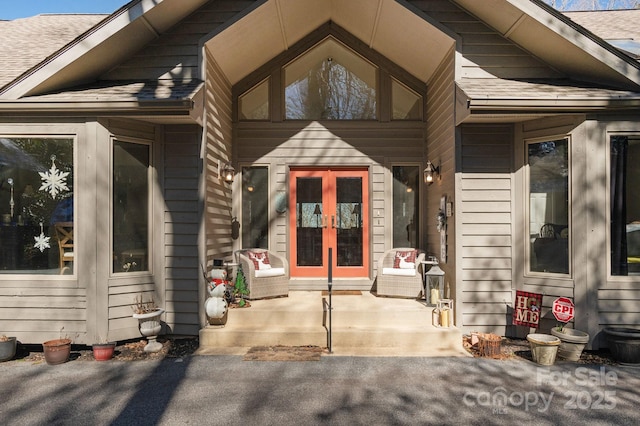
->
103, 1, 254, 81
236, 121, 425, 288
458, 125, 513, 334
425, 49, 457, 301
409, 0, 562, 80
163, 124, 202, 336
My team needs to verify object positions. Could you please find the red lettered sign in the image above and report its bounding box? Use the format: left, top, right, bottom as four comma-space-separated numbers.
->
552, 297, 575, 323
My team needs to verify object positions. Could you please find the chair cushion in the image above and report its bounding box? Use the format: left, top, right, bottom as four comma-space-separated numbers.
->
393, 250, 416, 269
247, 251, 272, 270
255, 267, 285, 278
382, 267, 416, 277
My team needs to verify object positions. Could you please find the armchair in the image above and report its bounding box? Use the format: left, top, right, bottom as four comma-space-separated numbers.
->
235, 249, 289, 299
376, 248, 425, 298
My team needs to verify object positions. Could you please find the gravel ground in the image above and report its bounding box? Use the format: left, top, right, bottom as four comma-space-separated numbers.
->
7, 334, 619, 365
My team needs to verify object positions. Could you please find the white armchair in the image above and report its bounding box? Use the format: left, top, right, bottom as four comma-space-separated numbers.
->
235, 249, 289, 299
375, 248, 425, 298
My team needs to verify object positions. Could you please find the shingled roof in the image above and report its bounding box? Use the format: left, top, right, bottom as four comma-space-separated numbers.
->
0, 14, 107, 89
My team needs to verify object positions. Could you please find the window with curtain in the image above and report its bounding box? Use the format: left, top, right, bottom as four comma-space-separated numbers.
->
611, 135, 640, 276
0, 137, 74, 274
392, 166, 419, 248
242, 166, 269, 249
528, 139, 570, 274
113, 140, 150, 273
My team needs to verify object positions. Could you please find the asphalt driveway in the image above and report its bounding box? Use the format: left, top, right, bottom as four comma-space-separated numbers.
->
1, 355, 639, 425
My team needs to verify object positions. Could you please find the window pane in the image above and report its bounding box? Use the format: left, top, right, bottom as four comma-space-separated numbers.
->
239, 78, 269, 120
285, 38, 377, 120
295, 177, 322, 266
0, 138, 74, 274
392, 79, 422, 120
611, 135, 640, 276
242, 166, 269, 249
392, 166, 419, 248
529, 139, 569, 274
113, 141, 149, 273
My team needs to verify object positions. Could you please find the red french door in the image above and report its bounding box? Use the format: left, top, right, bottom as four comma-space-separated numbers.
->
289, 168, 369, 278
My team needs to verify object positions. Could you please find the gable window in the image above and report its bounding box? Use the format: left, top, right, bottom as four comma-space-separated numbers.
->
239, 78, 270, 120
391, 79, 422, 120
611, 135, 640, 276
528, 138, 570, 274
284, 38, 377, 120
113, 140, 150, 273
0, 137, 74, 275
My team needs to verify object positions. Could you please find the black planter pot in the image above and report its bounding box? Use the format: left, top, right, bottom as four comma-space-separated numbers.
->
603, 327, 640, 365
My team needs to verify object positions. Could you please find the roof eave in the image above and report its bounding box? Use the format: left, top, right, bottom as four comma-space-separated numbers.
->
0, 99, 194, 115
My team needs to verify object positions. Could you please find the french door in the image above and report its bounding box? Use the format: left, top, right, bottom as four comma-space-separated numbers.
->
289, 168, 369, 278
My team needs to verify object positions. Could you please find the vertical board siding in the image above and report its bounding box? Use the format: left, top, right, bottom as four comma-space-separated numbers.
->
458, 125, 513, 333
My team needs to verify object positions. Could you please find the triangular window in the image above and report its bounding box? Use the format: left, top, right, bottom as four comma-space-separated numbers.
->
284, 38, 377, 120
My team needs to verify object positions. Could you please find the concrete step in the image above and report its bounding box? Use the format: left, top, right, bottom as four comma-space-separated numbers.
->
198, 291, 468, 357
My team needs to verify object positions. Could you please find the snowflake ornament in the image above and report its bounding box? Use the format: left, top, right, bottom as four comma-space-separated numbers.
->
34, 223, 50, 252
39, 155, 69, 199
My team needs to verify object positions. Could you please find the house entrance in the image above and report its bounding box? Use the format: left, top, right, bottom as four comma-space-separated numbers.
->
289, 168, 369, 278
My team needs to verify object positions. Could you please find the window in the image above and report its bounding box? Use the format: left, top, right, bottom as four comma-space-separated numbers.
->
391, 79, 422, 120
113, 141, 149, 273
611, 135, 640, 276
284, 38, 377, 120
242, 166, 269, 249
392, 166, 419, 248
239, 78, 269, 120
0, 137, 74, 274
528, 139, 569, 274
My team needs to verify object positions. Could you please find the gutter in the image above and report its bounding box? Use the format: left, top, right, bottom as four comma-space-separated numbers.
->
0, 99, 194, 116
467, 97, 640, 113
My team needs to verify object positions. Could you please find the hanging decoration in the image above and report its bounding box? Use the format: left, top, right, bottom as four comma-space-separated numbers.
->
33, 222, 50, 252
39, 155, 69, 199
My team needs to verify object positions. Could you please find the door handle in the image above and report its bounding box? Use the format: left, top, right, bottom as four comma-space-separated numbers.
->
322, 215, 328, 228
331, 215, 336, 229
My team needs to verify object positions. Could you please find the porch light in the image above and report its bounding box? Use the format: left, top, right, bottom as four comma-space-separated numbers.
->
222, 163, 235, 184
423, 161, 440, 185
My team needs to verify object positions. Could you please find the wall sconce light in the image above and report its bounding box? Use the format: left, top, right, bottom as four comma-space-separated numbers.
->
423, 161, 440, 185
218, 160, 235, 183
222, 163, 235, 184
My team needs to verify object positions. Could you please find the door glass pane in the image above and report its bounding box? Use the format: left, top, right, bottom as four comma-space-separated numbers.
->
336, 177, 363, 266
242, 166, 268, 248
113, 141, 149, 273
296, 177, 323, 266
528, 139, 569, 274
393, 166, 419, 247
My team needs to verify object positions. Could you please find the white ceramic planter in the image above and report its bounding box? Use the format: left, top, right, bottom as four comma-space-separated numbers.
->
133, 308, 164, 353
551, 327, 590, 362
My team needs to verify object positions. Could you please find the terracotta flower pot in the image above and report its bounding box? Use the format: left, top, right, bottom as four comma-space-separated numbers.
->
42, 338, 72, 365
92, 342, 116, 361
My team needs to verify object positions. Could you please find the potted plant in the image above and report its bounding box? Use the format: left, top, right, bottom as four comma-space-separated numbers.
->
132, 294, 164, 353
233, 266, 249, 307
42, 338, 72, 365
92, 339, 117, 361
551, 324, 590, 362
0, 335, 17, 362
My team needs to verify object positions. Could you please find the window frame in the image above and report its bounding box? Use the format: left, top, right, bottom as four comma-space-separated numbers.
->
524, 136, 572, 277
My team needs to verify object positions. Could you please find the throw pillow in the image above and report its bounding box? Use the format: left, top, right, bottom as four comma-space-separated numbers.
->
393, 250, 416, 269
247, 250, 272, 270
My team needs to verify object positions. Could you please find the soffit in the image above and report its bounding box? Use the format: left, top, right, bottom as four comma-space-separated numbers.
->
204, 0, 454, 86
452, 0, 640, 90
